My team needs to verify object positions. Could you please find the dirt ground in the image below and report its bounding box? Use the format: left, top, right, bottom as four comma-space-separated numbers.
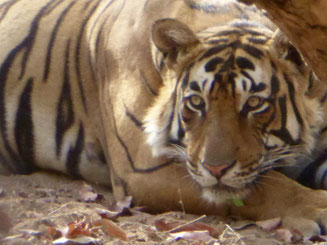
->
0, 172, 322, 244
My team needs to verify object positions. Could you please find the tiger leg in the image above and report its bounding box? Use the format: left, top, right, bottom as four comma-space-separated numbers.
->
231, 171, 327, 236
110, 162, 228, 215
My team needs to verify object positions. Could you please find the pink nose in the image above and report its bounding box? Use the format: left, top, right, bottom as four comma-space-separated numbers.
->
203, 163, 229, 176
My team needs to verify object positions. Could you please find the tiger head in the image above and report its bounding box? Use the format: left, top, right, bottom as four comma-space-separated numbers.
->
144, 19, 322, 203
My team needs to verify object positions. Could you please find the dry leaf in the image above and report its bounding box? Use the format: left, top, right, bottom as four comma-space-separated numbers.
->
95, 218, 128, 241
154, 218, 217, 236
52, 236, 102, 245
108, 196, 132, 212
275, 228, 293, 243
310, 234, 327, 242
49, 218, 100, 242
256, 217, 282, 231
48, 226, 62, 239
98, 196, 133, 220
154, 220, 181, 232
66, 220, 92, 238
168, 230, 213, 242
79, 184, 99, 202
95, 208, 121, 220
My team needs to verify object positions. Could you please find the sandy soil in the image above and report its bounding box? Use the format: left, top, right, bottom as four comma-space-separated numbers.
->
0, 172, 318, 244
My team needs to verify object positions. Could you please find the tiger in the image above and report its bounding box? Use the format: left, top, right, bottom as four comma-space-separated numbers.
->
2, 0, 327, 236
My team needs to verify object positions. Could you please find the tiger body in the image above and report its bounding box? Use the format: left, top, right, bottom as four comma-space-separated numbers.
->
2, 0, 327, 235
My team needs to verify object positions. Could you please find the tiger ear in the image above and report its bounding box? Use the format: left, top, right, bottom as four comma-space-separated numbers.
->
152, 18, 200, 63
271, 29, 305, 71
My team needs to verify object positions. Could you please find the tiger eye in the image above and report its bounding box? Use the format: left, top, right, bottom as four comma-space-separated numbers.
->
247, 96, 263, 108
190, 95, 203, 107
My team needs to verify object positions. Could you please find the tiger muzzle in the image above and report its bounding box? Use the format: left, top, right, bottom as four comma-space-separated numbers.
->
202, 161, 235, 177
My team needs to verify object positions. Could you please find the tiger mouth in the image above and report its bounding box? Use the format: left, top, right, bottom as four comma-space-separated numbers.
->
205, 180, 255, 193
201, 181, 256, 203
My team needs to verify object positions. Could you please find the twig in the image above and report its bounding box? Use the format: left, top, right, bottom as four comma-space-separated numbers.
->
47, 202, 75, 216
222, 224, 245, 245
167, 215, 207, 233
177, 188, 186, 214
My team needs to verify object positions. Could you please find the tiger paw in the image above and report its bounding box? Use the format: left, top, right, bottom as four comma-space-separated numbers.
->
231, 171, 327, 237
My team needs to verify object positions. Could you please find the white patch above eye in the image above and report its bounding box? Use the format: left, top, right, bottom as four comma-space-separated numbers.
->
286, 103, 300, 142
265, 134, 285, 148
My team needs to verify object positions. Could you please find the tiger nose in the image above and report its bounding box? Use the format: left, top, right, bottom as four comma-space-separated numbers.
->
202, 162, 229, 177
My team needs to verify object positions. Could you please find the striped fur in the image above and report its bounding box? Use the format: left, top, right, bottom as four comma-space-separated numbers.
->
1, 0, 327, 214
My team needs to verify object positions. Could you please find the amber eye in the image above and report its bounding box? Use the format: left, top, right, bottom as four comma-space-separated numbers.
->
188, 95, 205, 110
247, 96, 264, 109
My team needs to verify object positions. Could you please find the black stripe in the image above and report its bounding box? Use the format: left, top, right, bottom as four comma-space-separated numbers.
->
242, 80, 247, 91
167, 138, 186, 148
66, 123, 84, 179
109, 92, 174, 173
269, 96, 298, 145
207, 38, 229, 45
0, 0, 20, 22
205, 57, 224, 72
185, 0, 220, 13
279, 96, 287, 130
0, 1, 55, 171
242, 29, 264, 36
181, 70, 190, 90
320, 91, 327, 104
14, 78, 36, 172
307, 71, 314, 91
43, 1, 75, 82
285, 45, 303, 68
95, 20, 105, 64
88, 0, 116, 42
219, 53, 235, 72
56, 40, 75, 157
200, 44, 229, 61
241, 71, 255, 90
214, 29, 242, 37
89, 0, 118, 68
321, 170, 327, 189
190, 81, 201, 92
236, 56, 255, 70
177, 116, 185, 139
240, 44, 264, 58
140, 71, 158, 96
83, 0, 94, 10
75, 0, 102, 112
250, 82, 266, 93
261, 102, 276, 135
125, 107, 143, 130
247, 37, 268, 45
0, 48, 21, 171
270, 74, 280, 95
19, 1, 60, 80
284, 73, 304, 126
228, 72, 237, 96
43, 0, 65, 16
298, 149, 327, 188
114, 119, 174, 173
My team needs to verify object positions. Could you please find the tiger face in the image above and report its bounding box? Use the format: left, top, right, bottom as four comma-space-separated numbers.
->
144, 19, 322, 203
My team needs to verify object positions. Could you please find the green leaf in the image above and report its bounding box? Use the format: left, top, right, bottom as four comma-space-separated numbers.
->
229, 198, 244, 207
